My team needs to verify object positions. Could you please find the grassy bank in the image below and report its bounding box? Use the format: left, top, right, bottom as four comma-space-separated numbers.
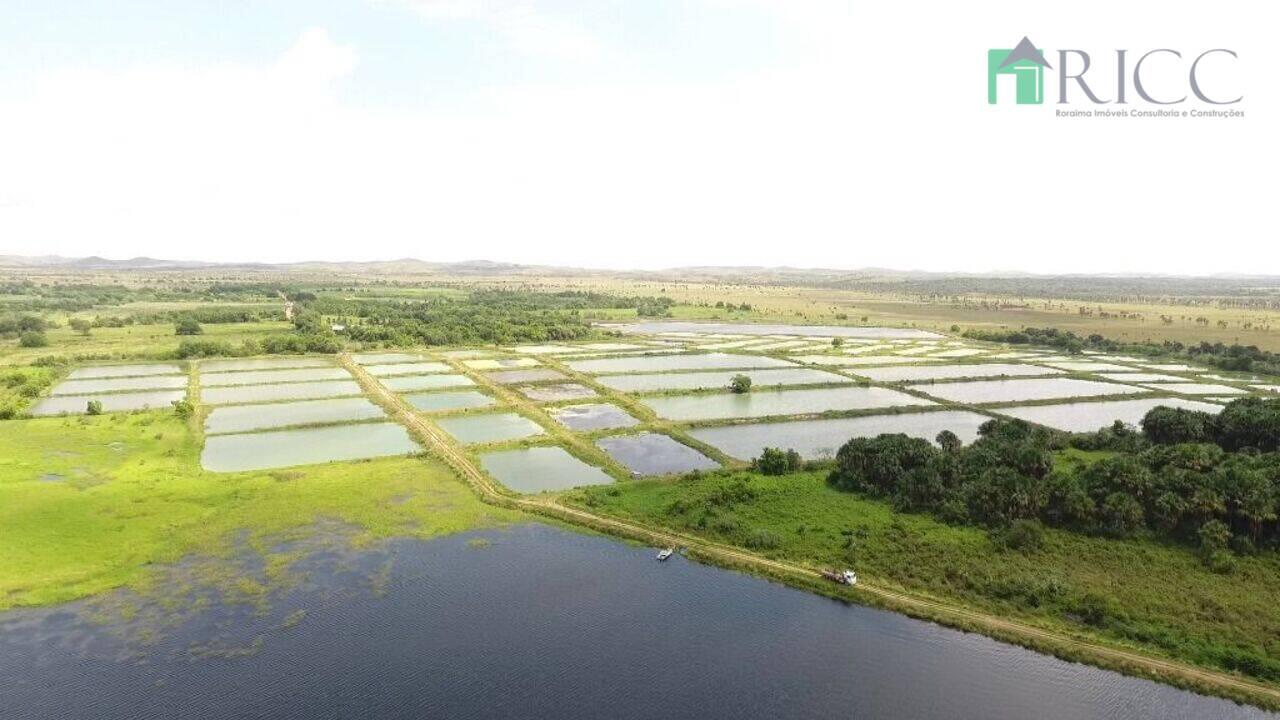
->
0, 412, 524, 609
570, 469, 1280, 686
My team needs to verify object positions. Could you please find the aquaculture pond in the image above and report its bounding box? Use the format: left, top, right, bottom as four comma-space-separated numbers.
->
199, 367, 351, 387
403, 390, 496, 412
203, 398, 387, 435
479, 447, 613, 493
793, 355, 935, 367
434, 412, 546, 444
641, 386, 933, 422
596, 433, 719, 475
596, 367, 852, 393
379, 374, 474, 392
31, 390, 187, 416
566, 352, 795, 375
201, 422, 418, 472
913, 378, 1142, 404
363, 362, 451, 377
200, 357, 332, 373
548, 404, 639, 431
854, 363, 1062, 383
486, 368, 569, 384
66, 363, 183, 379
51, 375, 188, 395
518, 384, 598, 402
202, 381, 363, 405
351, 352, 428, 365
688, 410, 992, 461
1139, 383, 1248, 396
2, 524, 1263, 720
464, 358, 541, 370
997, 398, 1225, 433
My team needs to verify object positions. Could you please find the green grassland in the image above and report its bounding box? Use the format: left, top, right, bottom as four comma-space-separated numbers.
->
0, 320, 295, 366
0, 411, 523, 609
490, 275, 1280, 351
571, 469, 1280, 683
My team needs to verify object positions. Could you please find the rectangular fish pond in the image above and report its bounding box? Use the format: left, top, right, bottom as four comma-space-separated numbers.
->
201, 380, 364, 405
434, 412, 546, 444
565, 352, 795, 375
52, 375, 188, 395
363, 362, 452, 377
596, 433, 719, 476
379, 374, 475, 392
66, 363, 183, 379
203, 397, 388, 435
200, 357, 332, 373
640, 386, 933, 421
201, 422, 419, 472
688, 410, 992, 461
548, 404, 640, 431
478, 446, 614, 493
913, 378, 1143, 404
404, 390, 496, 412
31, 390, 187, 416
853, 363, 1062, 383
595, 367, 852, 393
996, 398, 1225, 433
200, 367, 351, 387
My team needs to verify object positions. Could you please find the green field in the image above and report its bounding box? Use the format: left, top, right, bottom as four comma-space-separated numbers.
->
0, 411, 523, 609
0, 321, 295, 366
570, 469, 1280, 683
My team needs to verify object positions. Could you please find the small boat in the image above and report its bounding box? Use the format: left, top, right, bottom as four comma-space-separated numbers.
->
656, 548, 674, 561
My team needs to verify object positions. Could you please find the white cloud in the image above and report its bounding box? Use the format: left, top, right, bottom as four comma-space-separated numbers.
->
389, 0, 604, 59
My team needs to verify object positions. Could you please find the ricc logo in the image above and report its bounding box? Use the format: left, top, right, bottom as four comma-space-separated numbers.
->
987, 36, 1242, 106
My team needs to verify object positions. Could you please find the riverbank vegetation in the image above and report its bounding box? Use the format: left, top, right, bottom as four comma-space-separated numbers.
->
0, 412, 523, 609
574, 465, 1280, 686
572, 399, 1280, 686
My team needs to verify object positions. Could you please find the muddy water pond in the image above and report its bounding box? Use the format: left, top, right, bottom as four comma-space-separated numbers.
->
549, 403, 640, 431
596, 432, 719, 475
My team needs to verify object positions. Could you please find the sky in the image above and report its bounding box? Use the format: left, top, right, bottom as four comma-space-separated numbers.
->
0, 0, 1274, 274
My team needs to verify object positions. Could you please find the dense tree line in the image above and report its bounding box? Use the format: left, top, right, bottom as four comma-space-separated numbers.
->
828, 399, 1280, 566
965, 326, 1280, 376
301, 290, 668, 346
0, 281, 281, 313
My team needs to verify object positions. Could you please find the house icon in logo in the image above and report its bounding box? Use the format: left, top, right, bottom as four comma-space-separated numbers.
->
988, 37, 1051, 104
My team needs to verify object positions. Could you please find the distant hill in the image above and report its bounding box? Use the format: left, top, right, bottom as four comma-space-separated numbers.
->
2, 254, 1279, 290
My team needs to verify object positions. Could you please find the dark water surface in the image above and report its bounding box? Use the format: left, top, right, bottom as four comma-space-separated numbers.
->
0, 524, 1270, 720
